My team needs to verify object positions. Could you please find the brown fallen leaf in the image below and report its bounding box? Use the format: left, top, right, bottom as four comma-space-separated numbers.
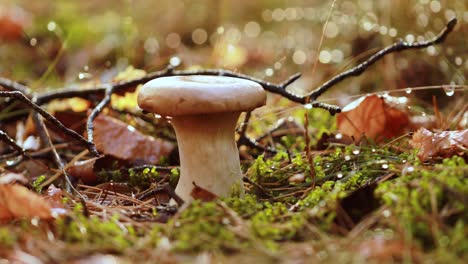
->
93, 114, 174, 164
0, 184, 53, 221
190, 182, 218, 202
410, 128, 468, 161
66, 157, 99, 184
337, 95, 410, 142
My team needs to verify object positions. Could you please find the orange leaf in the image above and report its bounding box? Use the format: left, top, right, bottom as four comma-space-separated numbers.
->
410, 128, 468, 161
337, 95, 410, 142
0, 184, 53, 221
93, 114, 174, 164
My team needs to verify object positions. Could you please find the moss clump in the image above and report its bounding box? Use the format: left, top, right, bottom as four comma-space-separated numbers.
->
167, 201, 246, 252
56, 205, 136, 252
376, 156, 468, 256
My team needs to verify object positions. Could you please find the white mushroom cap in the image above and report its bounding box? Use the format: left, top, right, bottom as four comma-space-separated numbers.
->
138, 75, 266, 116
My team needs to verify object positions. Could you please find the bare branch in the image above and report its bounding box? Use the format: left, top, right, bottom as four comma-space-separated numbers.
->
306, 17, 458, 101
0, 129, 25, 156
0, 91, 99, 156
86, 84, 113, 152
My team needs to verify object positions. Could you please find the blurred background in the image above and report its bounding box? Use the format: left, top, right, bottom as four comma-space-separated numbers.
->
0, 0, 466, 102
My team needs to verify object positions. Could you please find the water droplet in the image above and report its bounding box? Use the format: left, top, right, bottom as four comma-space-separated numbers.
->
79, 226, 87, 234
154, 114, 162, 119
344, 155, 351, 161
169, 56, 181, 67
421, 112, 426, 117
352, 148, 360, 155
382, 163, 389, 169
337, 173, 343, 179
304, 103, 313, 109
443, 83, 455, 96
265, 68, 274, 76
47, 21, 57, 31
382, 209, 391, 218
30, 38, 37, 46
371, 148, 376, 153
407, 166, 414, 173
405, 88, 412, 94
31, 217, 39, 226
335, 133, 343, 139
78, 72, 92, 80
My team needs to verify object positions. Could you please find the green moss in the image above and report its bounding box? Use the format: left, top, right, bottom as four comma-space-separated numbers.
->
0, 227, 17, 247
168, 201, 245, 252
376, 156, 468, 255
32, 175, 46, 193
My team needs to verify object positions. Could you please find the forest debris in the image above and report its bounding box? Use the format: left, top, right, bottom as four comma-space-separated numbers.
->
93, 114, 174, 164
410, 128, 468, 161
337, 95, 410, 142
0, 184, 54, 220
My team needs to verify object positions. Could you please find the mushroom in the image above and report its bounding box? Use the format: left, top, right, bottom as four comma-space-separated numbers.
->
138, 75, 266, 202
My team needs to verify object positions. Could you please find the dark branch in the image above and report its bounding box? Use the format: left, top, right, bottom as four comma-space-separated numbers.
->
86, 84, 113, 152
0, 77, 33, 95
0, 130, 25, 156
0, 91, 99, 156
306, 17, 458, 101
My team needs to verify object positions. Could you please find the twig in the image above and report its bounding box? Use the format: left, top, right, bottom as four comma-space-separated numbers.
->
237, 112, 277, 153
0, 129, 25, 156
0, 77, 33, 95
0, 91, 99, 156
86, 84, 113, 150
32, 112, 72, 192
306, 17, 458, 101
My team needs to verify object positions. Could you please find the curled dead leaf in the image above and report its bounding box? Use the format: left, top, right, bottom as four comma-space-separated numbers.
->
337, 95, 410, 142
410, 128, 468, 161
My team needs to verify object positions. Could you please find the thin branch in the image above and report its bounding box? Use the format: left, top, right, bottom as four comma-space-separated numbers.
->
86, 84, 113, 150
0, 77, 33, 95
0, 91, 99, 156
32, 113, 72, 192
0, 129, 25, 156
306, 17, 458, 101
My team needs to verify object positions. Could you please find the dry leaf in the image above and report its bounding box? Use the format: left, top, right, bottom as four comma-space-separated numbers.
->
93, 114, 174, 164
337, 95, 410, 142
190, 182, 218, 202
410, 128, 468, 161
66, 157, 99, 184
0, 184, 53, 220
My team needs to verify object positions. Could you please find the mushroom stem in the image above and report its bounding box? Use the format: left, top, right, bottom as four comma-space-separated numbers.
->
171, 111, 244, 202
